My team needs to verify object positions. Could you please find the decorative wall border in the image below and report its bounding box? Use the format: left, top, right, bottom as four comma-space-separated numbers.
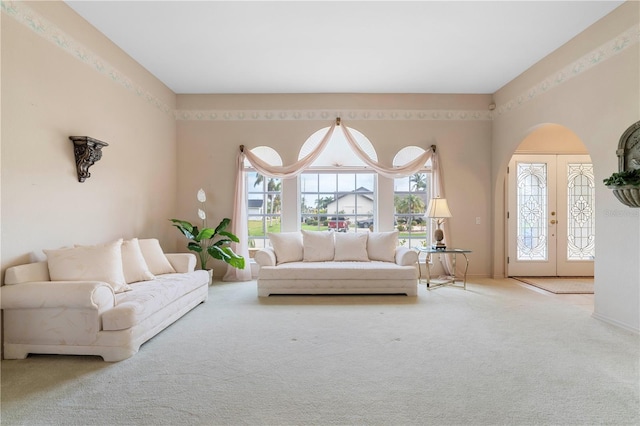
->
1, 0, 173, 116
3, 1, 638, 121
174, 109, 493, 121
495, 24, 640, 117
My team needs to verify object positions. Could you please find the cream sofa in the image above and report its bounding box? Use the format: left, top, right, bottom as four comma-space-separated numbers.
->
1, 238, 209, 362
255, 230, 418, 296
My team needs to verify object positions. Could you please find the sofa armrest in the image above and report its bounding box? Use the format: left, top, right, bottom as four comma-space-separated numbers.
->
395, 247, 418, 266
255, 248, 276, 267
165, 253, 197, 273
4, 261, 50, 285
1, 281, 115, 311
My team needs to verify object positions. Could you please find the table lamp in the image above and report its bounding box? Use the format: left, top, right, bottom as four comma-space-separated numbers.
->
426, 197, 452, 249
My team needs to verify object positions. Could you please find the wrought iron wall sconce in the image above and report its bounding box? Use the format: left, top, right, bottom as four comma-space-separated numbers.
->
69, 136, 108, 182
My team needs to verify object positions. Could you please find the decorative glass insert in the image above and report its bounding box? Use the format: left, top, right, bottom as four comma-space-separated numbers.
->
517, 162, 548, 261
567, 163, 595, 260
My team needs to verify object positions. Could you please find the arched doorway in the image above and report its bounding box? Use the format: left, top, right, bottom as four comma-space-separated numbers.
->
506, 124, 595, 278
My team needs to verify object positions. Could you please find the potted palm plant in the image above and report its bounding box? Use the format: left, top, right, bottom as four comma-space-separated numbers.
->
170, 189, 245, 282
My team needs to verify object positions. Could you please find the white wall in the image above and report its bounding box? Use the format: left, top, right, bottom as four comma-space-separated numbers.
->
492, 1, 640, 332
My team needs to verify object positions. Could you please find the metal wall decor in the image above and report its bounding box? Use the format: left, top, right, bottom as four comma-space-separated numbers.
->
69, 136, 108, 182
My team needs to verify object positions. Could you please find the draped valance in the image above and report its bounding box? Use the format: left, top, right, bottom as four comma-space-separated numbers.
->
224, 119, 452, 281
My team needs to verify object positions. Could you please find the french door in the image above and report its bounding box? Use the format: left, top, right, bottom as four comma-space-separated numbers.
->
508, 155, 594, 277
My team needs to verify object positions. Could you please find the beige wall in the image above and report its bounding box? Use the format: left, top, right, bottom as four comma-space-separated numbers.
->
1, 2, 177, 279
176, 94, 494, 277
492, 1, 640, 332
515, 124, 589, 154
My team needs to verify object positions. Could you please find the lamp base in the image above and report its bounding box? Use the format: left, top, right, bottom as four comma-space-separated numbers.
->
433, 228, 446, 250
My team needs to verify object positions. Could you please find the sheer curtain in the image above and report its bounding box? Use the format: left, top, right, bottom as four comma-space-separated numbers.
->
224, 119, 451, 281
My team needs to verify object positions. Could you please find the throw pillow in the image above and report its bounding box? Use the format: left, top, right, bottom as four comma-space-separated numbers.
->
121, 238, 155, 283
367, 231, 399, 262
138, 238, 176, 275
301, 230, 335, 262
44, 239, 131, 293
268, 232, 303, 264
334, 232, 369, 262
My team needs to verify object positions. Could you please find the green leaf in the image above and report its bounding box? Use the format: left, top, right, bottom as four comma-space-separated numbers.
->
187, 242, 203, 253
218, 230, 240, 243
196, 228, 215, 241
170, 219, 195, 240
604, 169, 640, 186
207, 245, 245, 269
214, 218, 231, 234
213, 238, 233, 247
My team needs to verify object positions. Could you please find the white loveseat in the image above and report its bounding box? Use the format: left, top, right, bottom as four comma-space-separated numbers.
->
255, 230, 418, 296
1, 238, 209, 362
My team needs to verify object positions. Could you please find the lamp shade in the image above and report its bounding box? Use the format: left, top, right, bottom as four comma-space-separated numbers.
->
426, 197, 452, 219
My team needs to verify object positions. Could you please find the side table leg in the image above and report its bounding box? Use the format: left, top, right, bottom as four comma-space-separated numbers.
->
452, 253, 457, 285
461, 253, 469, 290
425, 253, 431, 288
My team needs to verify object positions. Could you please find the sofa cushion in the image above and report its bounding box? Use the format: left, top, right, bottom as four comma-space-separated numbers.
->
122, 238, 155, 283
268, 232, 303, 264
302, 230, 334, 262
44, 239, 131, 294
102, 270, 209, 331
138, 239, 176, 275
334, 232, 369, 262
367, 231, 399, 262
258, 261, 416, 281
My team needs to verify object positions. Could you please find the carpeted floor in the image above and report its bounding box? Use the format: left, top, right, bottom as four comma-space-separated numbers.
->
513, 276, 594, 294
1, 278, 638, 425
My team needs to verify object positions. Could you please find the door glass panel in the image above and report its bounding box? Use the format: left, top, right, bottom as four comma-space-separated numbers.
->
567, 163, 595, 260
517, 162, 548, 261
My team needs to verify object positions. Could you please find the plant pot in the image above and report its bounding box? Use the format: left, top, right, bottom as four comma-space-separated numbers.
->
607, 185, 640, 208
206, 269, 213, 285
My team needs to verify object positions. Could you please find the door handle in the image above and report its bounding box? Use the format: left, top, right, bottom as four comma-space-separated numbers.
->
550, 219, 557, 225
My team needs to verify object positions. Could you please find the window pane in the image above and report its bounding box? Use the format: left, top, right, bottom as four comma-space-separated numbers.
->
301, 172, 375, 233
246, 172, 282, 249
394, 172, 431, 248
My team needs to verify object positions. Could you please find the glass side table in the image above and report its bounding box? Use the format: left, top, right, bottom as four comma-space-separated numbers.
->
415, 247, 471, 290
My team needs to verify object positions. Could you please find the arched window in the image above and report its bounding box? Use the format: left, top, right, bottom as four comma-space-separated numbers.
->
299, 126, 377, 233
244, 147, 282, 250
393, 147, 432, 248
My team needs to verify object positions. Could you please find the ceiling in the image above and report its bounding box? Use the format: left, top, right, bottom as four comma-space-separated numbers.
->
65, 1, 624, 95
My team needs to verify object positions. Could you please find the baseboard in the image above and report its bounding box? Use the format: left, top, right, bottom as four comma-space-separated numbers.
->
592, 312, 640, 334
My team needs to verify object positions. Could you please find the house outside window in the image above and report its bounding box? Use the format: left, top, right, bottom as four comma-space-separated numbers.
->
299, 127, 378, 232
301, 173, 375, 233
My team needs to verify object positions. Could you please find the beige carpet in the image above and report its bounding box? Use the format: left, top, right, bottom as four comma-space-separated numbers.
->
1, 278, 637, 425
513, 276, 594, 294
